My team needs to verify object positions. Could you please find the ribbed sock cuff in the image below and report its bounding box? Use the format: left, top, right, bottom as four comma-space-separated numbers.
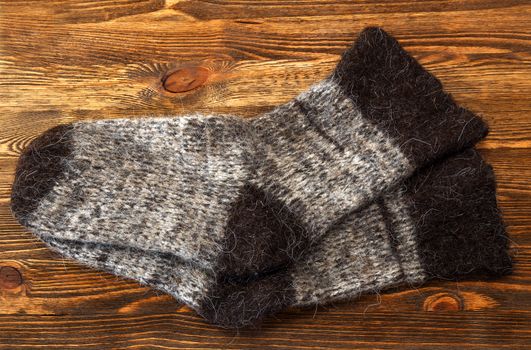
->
332, 27, 489, 167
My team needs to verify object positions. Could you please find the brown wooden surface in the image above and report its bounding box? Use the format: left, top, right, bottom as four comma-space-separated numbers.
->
1, 1, 530, 349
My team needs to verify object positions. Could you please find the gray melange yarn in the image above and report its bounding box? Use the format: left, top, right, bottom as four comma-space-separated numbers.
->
14, 79, 415, 274
40, 149, 511, 327
10, 27, 499, 327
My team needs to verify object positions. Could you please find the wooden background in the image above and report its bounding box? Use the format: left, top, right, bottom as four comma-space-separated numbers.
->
1, 0, 530, 349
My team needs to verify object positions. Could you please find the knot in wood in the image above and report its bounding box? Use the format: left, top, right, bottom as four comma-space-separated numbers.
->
423, 292, 463, 312
163, 66, 209, 93
0, 266, 23, 289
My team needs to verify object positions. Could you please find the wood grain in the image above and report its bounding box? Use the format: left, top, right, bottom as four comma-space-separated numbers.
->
0, 0, 530, 348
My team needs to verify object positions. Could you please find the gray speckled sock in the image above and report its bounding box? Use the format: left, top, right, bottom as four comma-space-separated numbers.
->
11, 27, 492, 326
40, 149, 511, 328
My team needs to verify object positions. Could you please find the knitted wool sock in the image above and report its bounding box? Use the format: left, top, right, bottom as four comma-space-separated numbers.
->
35, 149, 512, 328
200, 149, 512, 327
12, 28, 488, 319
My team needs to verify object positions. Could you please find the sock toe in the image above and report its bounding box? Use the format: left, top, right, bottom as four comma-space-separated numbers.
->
407, 149, 512, 279
11, 124, 74, 225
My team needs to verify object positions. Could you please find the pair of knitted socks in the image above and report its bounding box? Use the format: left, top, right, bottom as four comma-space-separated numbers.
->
11, 28, 511, 328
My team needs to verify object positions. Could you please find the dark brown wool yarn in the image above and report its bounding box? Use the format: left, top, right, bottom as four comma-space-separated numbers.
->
10, 124, 74, 224
334, 27, 488, 166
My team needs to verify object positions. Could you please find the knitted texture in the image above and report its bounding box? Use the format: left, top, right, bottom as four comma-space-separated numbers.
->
11, 27, 495, 325
37, 149, 512, 328
203, 149, 512, 326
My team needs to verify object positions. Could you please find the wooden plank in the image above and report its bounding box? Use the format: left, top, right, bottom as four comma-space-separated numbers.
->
1, 55, 530, 157
172, 0, 528, 20
0, 312, 529, 349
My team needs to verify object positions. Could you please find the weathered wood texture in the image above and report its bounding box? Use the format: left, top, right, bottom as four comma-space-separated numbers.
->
0, 1, 530, 349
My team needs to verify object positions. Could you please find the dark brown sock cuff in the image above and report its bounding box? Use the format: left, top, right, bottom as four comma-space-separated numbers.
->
332, 27, 488, 167
405, 149, 512, 279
